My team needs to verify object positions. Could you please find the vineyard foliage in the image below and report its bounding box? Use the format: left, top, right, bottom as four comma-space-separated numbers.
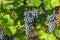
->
0, 0, 60, 40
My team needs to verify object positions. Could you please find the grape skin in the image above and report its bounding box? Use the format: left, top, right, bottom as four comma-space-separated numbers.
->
47, 8, 58, 34
24, 10, 38, 36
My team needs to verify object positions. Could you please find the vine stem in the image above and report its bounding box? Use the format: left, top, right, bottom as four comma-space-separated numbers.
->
58, 7, 60, 24
56, 0, 60, 29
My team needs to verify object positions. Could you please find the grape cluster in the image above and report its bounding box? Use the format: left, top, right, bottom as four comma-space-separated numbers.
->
47, 8, 58, 34
24, 10, 38, 36
0, 28, 4, 40
3, 35, 13, 40
0, 28, 10, 40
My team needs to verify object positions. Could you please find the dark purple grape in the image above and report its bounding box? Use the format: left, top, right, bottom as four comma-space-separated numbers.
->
47, 7, 58, 34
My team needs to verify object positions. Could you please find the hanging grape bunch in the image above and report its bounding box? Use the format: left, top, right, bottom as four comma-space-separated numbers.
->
47, 7, 58, 34
23, 9, 39, 37
0, 28, 4, 40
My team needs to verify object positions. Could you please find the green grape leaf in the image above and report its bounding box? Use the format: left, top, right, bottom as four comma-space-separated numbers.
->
9, 26, 17, 35
16, 32, 26, 40
44, 0, 53, 10
2, 15, 14, 26
4, 27, 12, 36
44, 0, 59, 10
26, 0, 42, 7
51, 0, 59, 8
38, 30, 57, 40
7, 19, 14, 26
37, 24, 41, 29
54, 29, 60, 38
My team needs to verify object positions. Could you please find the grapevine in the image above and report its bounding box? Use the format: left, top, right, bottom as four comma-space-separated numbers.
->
0, 0, 60, 40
